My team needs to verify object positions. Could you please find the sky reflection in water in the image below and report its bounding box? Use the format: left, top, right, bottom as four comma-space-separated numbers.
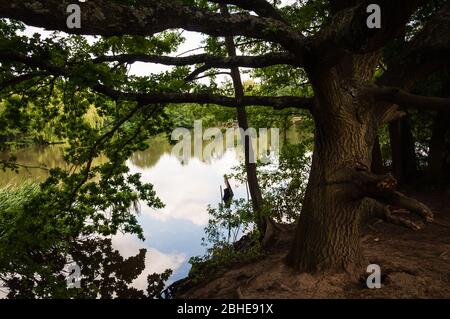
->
118, 147, 249, 287
0, 138, 249, 288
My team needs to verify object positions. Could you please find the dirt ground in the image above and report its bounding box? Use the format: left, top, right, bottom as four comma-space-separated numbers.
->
179, 190, 450, 299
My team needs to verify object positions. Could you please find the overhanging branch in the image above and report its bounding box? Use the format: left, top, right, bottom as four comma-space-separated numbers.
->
0, 72, 49, 91
207, 0, 286, 22
0, 0, 305, 55
311, 0, 422, 68
93, 52, 299, 68
364, 86, 450, 112
94, 83, 313, 110
0, 50, 313, 110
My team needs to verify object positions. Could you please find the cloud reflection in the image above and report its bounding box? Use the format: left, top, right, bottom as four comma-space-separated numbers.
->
112, 233, 185, 291
127, 150, 247, 226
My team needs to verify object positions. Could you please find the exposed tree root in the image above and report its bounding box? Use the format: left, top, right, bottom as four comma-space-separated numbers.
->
327, 162, 434, 230
375, 175, 397, 192
380, 191, 434, 223
382, 205, 422, 230
353, 164, 434, 230
365, 190, 434, 230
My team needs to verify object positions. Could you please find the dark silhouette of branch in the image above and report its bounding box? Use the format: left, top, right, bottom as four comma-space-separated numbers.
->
0, 51, 313, 110
93, 52, 300, 69
93, 83, 314, 110
364, 86, 450, 112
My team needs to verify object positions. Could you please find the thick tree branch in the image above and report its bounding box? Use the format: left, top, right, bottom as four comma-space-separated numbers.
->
0, 72, 48, 91
0, 0, 305, 55
325, 162, 398, 199
0, 50, 313, 110
364, 86, 450, 112
208, 0, 286, 23
93, 52, 299, 68
0, 52, 64, 76
94, 83, 313, 110
311, 0, 422, 69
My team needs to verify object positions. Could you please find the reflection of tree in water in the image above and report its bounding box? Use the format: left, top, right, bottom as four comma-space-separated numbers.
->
129, 137, 173, 169
0, 145, 65, 167
0, 145, 64, 186
3, 238, 171, 299
1, 129, 296, 176
0, 144, 107, 186
129, 134, 228, 168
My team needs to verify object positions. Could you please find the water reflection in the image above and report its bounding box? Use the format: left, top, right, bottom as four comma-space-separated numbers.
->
130, 136, 173, 169
0, 124, 300, 288
125, 147, 249, 284
0, 145, 66, 186
0, 135, 250, 286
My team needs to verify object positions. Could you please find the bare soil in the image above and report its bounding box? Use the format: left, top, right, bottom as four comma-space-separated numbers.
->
179, 190, 450, 299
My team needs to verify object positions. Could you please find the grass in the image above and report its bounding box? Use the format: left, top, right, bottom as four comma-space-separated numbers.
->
0, 181, 39, 214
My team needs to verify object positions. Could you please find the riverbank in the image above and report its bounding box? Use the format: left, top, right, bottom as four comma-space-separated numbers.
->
178, 189, 450, 298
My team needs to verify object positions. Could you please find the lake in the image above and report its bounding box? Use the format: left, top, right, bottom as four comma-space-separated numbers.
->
0, 135, 264, 291
0, 123, 303, 293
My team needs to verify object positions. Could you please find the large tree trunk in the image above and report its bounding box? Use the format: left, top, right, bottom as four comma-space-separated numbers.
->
286, 130, 371, 272
286, 54, 434, 274
286, 53, 433, 274
286, 55, 381, 273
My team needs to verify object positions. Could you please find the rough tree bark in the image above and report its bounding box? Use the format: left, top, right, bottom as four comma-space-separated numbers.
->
286, 53, 382, 272
286, 53, 433, 273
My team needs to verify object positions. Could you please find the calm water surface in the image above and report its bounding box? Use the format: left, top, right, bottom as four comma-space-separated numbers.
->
0, 136, 250, 289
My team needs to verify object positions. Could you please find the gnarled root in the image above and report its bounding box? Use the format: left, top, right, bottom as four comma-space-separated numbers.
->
342, 163, 434, 229
381, 205, 422, 230
324, 162, 433, 231
364, 191, 434, 230
379, 191, 434, 223
326, 162, 398, 199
